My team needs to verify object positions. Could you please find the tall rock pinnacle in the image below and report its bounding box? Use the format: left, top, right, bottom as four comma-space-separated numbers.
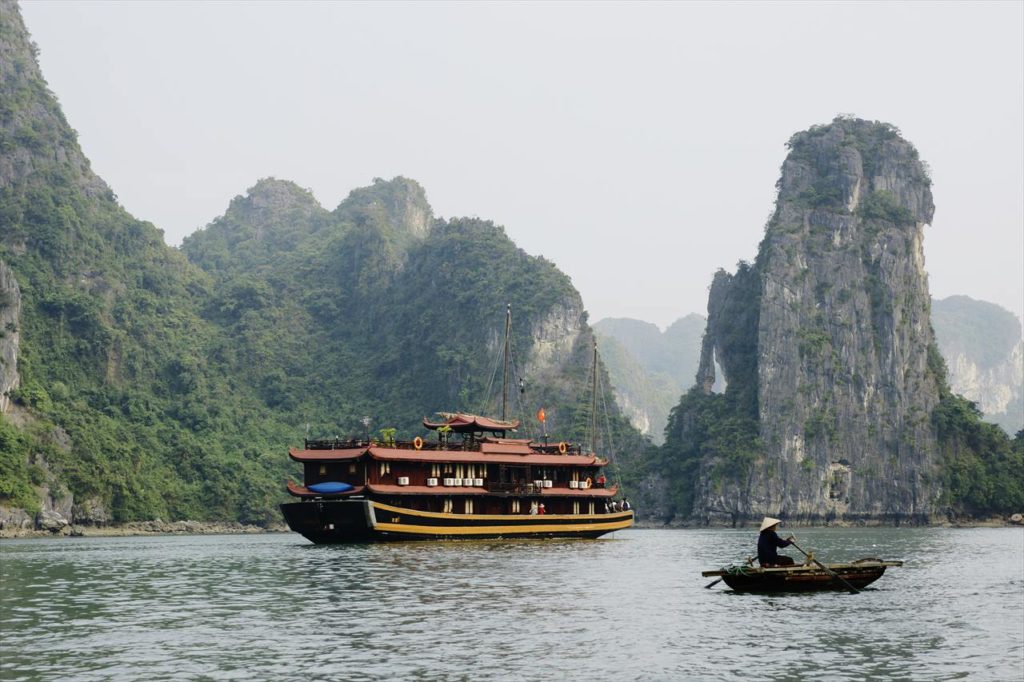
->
692, 117, 943, 524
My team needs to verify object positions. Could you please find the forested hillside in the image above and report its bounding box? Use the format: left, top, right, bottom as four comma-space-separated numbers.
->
0, 2, 638, 530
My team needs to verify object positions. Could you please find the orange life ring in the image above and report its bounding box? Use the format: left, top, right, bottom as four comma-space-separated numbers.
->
413, 436, 424, 450
584, 477, 592, 489
558, 441, 567, 454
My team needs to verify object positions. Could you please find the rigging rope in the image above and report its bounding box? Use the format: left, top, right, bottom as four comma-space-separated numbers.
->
594, 350, 627, 498
479, 326, 505, 419
507, 331, 538, 441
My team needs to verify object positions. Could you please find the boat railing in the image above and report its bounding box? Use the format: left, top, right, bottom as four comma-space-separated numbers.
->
303, 437, 586, 455
304, 437, 480, 451
484, 481, 550, 494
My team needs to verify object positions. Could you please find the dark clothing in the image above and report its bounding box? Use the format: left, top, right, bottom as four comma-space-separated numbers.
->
758, 529, 793, 566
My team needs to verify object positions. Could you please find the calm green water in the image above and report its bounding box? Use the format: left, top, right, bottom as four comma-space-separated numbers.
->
1, 528, 1021, 680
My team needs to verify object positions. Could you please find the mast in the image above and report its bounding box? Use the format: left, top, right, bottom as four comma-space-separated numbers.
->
590, 339, 598, 453
502, 304, 511, 421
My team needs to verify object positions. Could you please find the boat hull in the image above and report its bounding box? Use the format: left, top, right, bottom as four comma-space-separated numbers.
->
714, 563, 895, 593
281, 499, 634, 543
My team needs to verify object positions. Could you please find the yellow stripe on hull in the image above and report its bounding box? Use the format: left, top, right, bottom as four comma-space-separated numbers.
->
370, 500, 634, 524
372, 519, 635, 536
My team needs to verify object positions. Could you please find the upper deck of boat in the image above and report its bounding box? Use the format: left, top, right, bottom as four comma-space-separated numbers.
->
290, 437, 608, 467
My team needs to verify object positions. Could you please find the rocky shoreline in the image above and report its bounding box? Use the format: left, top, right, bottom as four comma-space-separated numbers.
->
0, 519, 289, 540
631, 514, 1022, 530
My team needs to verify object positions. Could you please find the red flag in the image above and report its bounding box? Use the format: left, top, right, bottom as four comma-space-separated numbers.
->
536, 407, 546, 423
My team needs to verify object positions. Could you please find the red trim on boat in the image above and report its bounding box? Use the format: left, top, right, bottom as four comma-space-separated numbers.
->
479, 442, 533, 455
367, 446, 600, 466
366, 483, 619, 497
542, 484, 619, 498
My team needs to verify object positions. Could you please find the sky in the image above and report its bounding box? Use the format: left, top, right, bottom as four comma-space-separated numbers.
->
18, 1, 1024, 329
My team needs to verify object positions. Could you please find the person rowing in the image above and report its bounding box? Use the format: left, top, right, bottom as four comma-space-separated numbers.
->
757, 517, 796, 567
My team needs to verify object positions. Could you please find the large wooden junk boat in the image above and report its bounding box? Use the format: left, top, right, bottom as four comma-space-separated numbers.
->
280, 307, 634, 544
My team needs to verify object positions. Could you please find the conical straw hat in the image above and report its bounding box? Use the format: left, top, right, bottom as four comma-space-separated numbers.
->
759, 517, 782, 532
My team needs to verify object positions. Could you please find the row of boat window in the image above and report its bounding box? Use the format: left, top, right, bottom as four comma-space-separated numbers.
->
434, 498, 598, 515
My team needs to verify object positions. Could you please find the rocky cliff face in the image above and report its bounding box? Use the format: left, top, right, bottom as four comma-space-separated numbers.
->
932, 296, 1023, 434
0, 0, 109, 211
0, 259, 20, 413
691, 118, 943, 524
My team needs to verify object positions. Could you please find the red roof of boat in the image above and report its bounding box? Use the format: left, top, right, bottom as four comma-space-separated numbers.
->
289, 447, 367, 462
479, 442, 533, 455
367, 483, 619, 497
422, 413, 521, 433
367, 446, 604, 466
540, 483, 619, 498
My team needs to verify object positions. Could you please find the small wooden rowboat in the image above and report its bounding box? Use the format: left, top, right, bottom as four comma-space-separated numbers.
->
702, 558, 903, 592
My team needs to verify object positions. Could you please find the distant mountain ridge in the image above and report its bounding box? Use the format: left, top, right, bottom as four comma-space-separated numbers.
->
593, 315, 705, 443
932, 296, 1023, 434
599, 297, 1023, 444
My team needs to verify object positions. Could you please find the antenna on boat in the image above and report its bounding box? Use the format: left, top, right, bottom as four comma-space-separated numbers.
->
590, 338, 599, 454
502, 303, 512, 422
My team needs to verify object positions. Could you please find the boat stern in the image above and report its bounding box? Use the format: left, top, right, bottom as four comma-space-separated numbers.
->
280, 499, 376, 543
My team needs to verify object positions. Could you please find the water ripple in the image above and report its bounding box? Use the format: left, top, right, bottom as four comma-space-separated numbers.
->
1, 528, 1022, 680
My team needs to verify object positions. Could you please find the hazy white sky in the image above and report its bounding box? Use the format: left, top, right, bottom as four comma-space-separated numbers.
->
19, 1, 1024, 329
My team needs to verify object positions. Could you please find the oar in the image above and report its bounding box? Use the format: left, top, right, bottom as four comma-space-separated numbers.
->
704, 577, 723, 589
789, 540, 859, 594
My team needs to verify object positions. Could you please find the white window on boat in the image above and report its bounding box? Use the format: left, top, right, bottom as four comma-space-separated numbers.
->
443, 498, 453, 513
588, 502, 595, 515
348, 463, 356, 474
573, 501, 580, 515
319, 464, 326, 476
511, 499, 520, 513
467, 464, 475, 480
464, 499, 473, 514
431, 464, 440, 478
456, 464, 464, 479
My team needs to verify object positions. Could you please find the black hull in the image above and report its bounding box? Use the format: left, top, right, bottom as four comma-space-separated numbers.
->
720, 566, 890, 593
281, 499, 634, 544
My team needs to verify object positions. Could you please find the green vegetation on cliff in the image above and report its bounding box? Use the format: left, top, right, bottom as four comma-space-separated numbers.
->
932, 393, 1024, 514
0, 4, 636, 526
648, 262, 762, 520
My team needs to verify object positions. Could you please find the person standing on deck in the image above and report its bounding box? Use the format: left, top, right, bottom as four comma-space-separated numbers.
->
757, 517, 796, 566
